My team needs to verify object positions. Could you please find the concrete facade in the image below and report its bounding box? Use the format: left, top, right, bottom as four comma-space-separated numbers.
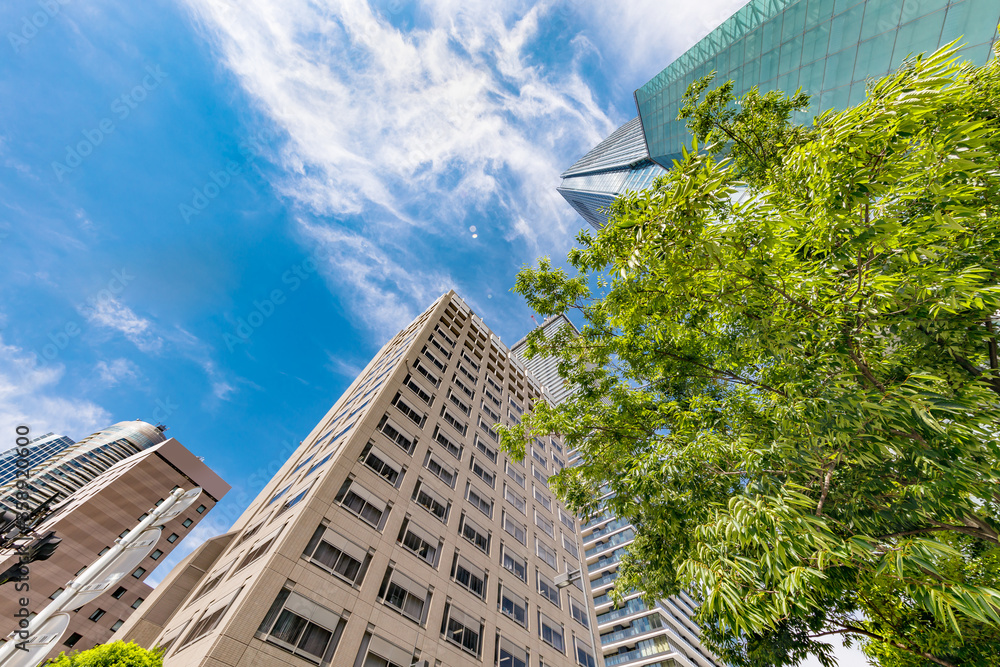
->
116, 292, 600, 667
0, 436, 229, 663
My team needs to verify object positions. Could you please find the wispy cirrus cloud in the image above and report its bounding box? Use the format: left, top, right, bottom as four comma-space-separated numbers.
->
94, 357, 141, 386
80, 296, 164, 353
178, 0, 622, 333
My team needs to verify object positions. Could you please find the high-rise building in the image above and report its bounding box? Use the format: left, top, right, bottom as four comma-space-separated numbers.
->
512, 320, 717, 667
0, 420, 168, 514
510, 314, 581, 407
560, 0, 1000, 227
556, 119, 665, 231
0, 432, 229, 664
0, 432, 75, 485
115, 292, 600, 667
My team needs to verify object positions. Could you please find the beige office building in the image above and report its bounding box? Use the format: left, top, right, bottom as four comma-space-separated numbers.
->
0, 432, 229, 664
116, 292, 600, 667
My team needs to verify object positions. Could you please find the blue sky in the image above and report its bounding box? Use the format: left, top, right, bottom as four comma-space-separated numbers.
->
0, 0, 758, 582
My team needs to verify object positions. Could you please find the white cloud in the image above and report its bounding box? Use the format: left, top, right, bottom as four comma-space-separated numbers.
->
179, 0, 623, 332
299, 218, 452, 337
79, 296, 163, 353
94, 357, 141, 386
579, 0, 753, 81
0, 336, 110, 440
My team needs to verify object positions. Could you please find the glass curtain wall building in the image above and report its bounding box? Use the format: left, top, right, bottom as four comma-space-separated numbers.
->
0, 432, 75, 485
559, 0, 1000, 227
557, 118, 665, 231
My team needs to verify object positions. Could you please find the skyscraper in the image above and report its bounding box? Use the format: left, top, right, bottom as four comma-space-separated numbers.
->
560, 0, 1000, 227
512, 319, 718, 667
0, 432, 75, 486
0, 420, 168, 514
116, 292, 600, 667
0, 432, 229, 664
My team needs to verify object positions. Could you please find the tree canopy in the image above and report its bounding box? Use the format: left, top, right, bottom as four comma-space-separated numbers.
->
501, 42, 1000, 667
45, 641, 163, 667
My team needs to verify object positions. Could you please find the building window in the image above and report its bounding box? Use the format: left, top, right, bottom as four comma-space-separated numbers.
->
498, 585, 527, 627
532, 465, 548, 485
303, 524, 369, 585
559, 508, 575, 531
432, 425, 462, 460
336, 479, 389, 529
478, 418, 499, 443
398, 519, 439, 567
132, 567, 146, 579
276, 486, 310, 517
267, 485, 290, 506
459, 514, 490, 554
403, 374, 433, 404
535, 511, 554, 538
377, 414, 416, 454
257, 588, 345, 663
196, 504, 207, 514
441, 410, 468, 436
502, 511, 526, 546
412, 481, 450, 523
167, 533, 179, 543
362, 633, 417, 667
182, 518, 193, 528
378, 567, 430, 624
423, 452, 456, 488
179, 589, 240, 650
466, 483, 493, 519
570, 596, 589, 628
574, 637, 597, 667
151, 549, 163, 560
391, 392, 426, 428
497, 635, 528, 667
501, 545, 527, 583
111, 619, 124, 632
360, 442, 404, 487
236, 527, 282, 572
474, 435, 498, 463
505, 461, 525, 488
470, 457, 495, 488
448, 391, 471, 415
63, 633, 82, 648
99, 546, 110, 556
504, 484, 525, 514
50, 588, 64, 600
538, 612, 565, 653
562, 532, 579, 559
451, 554, 486, 599
538, 572, 560, 608
533, 485, 551, 511
131, 597, 144, 609
536, 540, 557, 570
441, 604, 482, 657
89, 608, 106, 622
414, 359, 441, 386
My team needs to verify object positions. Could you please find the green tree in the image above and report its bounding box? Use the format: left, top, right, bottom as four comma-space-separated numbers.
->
501, 42, 1000, 667
45, 641, 163, 667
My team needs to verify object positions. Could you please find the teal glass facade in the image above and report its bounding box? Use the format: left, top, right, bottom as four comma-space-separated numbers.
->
636, 0, 1000, 167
